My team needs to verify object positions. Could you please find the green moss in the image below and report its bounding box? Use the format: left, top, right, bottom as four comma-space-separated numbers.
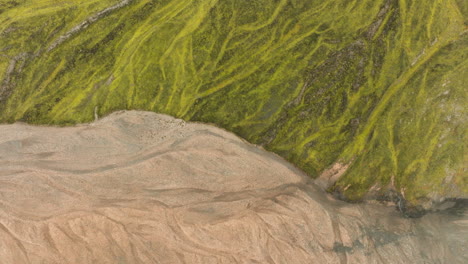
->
0, 0, 466, 206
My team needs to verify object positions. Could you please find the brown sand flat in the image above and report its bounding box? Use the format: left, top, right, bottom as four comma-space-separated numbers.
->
0, 110, 466, 264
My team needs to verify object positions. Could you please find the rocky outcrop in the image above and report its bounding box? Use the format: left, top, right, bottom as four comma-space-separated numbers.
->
0, 111, 466, 264
46, 0, 134, 52
0, 52, 29, 102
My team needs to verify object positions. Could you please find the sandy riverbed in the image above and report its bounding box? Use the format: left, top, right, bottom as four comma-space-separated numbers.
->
0, 111, 466, 263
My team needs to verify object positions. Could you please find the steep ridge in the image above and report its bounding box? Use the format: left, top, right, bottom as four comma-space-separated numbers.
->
0, 111, 466, 263
0, 0, 466, 210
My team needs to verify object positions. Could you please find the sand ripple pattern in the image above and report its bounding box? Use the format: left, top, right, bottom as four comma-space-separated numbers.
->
0, 111, 466, 264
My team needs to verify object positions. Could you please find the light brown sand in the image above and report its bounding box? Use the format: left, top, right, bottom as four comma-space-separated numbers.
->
0, 110, 466, 263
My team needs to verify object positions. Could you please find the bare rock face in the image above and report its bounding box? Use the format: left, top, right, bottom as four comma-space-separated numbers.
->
0, 111, 466, 264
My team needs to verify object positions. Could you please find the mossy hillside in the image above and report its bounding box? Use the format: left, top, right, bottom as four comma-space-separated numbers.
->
0, 0, 466, 208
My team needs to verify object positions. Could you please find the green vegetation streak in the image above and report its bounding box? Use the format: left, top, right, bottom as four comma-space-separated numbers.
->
0, 0, 466, 209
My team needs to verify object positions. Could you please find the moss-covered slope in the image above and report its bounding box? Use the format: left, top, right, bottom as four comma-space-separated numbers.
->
0, 0, 466, 210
